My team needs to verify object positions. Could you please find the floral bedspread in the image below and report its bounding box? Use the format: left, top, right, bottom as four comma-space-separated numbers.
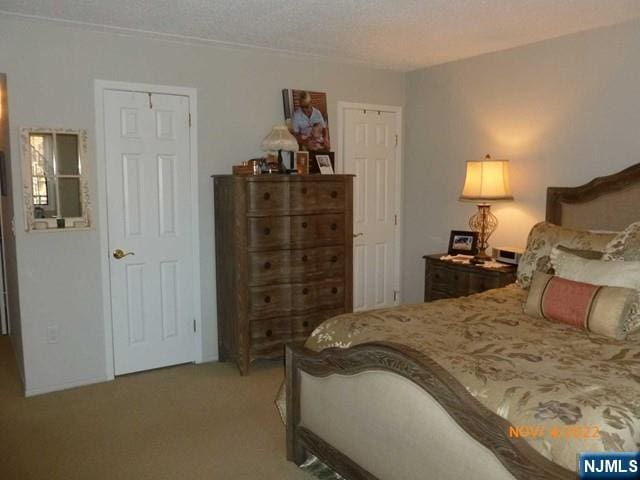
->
304, 285, 640, 472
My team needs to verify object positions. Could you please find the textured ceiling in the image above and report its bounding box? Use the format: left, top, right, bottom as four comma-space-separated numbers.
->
2, 0, 640, 71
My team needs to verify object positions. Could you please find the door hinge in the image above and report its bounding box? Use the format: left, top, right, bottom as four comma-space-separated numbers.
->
394, 214, 398, 226
394, 134, 398, 147
393, 290, 399, 302
148, 92, 153, 109
188, 113, 192, 127
193, 318, 196, 332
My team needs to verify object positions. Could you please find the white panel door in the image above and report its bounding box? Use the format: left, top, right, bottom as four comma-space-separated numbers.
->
344, 109, 398, 311
104, 90, 195, 375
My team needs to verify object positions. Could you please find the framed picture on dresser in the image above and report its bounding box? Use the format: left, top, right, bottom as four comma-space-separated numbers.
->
295, 151, 309, 174
315, 154, 334, 174
447, 230, 478, 255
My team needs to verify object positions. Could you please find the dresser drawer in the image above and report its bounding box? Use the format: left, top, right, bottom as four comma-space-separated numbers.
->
291, 279, 345, 311
248, 246, 345, 285
289, 181, 345, 211
290, 214, 345, 247
248, 250, 291, 285
246, 181, 289, 213
247, 216, 290, 249
299, 246, 345, 279
248, 214, 345, 250
248, 279, 345, 320
250, 317, 291, 359
248, 284, 292, 319
291, 308, 345, 340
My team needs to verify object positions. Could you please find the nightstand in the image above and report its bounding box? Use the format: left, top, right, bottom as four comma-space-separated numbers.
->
423, 254, 517, 302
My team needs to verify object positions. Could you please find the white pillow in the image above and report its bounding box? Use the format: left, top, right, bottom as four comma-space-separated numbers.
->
550, 246, 640, 290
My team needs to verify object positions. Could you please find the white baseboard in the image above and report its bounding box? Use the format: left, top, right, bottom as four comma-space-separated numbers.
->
200, 353, 219, 363
25, 375, 110, 397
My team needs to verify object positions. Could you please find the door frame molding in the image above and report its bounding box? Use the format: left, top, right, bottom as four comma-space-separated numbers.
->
94, 79, 202, 380
336, 101, 403, 305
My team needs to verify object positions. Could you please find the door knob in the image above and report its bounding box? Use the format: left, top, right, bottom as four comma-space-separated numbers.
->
113, 249, 135, 259
353, 232, 363, 238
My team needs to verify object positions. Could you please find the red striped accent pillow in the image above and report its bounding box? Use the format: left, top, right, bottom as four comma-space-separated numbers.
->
524, 271, 638, 339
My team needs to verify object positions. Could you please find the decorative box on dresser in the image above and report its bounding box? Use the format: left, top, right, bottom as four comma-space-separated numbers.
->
213, 174, 354, 374
423, 254, 517, 302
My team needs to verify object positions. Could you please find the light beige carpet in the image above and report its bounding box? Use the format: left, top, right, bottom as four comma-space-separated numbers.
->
0, 336, 313, 480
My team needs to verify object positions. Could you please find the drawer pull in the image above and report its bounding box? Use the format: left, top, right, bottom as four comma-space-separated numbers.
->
331, 287, 338, 294
263, 192, 271, 200
302, 288, 309, 295
264, 295, 271, 303
330, 191, 338, 198
302, 222, 308, 229
266, 329, 273, 337
263, 227, 271, 235
301, 187, 308, 194
434, 273, 440, 279
302, 255, 308, 262
331, 255, 338, 263
454, 275, 459, 280
302, 321, 309, 328
330, 223, 337, 230
264, 261, 271, 270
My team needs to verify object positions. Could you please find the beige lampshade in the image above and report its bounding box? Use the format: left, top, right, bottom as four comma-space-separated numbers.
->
261, 124, 298, 152
459, 154, 514, 202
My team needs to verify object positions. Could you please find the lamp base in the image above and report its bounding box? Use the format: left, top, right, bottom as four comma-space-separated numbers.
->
276, 150, 287, 173
469, 203, 498, 261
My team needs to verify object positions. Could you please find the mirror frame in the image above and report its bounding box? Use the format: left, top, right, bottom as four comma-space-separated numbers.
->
21, 127, 91, 232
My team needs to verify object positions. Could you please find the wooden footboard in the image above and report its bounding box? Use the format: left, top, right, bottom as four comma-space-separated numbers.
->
286, 342, 576, 480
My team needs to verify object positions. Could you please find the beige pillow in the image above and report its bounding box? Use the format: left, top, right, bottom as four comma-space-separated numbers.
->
602, 221, 640, 261
525, 271, 637, 339
550, 246, 640, 333
516, 222, 616, 289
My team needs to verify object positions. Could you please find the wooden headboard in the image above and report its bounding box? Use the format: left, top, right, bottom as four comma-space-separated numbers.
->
546, 163, 640, 230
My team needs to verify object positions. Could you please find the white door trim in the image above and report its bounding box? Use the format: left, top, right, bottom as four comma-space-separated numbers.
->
94, 79, 202, 380
337, 101, 403, 304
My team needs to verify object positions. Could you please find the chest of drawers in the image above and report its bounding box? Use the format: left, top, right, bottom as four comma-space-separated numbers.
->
213, 175, 354, 374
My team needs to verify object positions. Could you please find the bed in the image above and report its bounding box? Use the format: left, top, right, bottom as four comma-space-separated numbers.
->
285, 163, 640, 480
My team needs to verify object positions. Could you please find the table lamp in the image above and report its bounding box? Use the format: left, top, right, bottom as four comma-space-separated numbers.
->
459, 154, 514, 260
261, 124, 298, 172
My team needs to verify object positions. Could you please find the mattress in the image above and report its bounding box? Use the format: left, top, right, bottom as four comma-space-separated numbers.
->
304, 284, 640, 471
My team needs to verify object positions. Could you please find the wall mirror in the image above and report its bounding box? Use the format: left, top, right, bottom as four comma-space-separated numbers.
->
21, 128, 91, 231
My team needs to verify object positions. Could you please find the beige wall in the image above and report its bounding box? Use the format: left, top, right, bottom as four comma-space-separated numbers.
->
0, 14, 405, 394
402, 19, 640, 303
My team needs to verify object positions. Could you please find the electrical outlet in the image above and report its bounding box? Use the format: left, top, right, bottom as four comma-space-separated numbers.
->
47, 325, 60, 344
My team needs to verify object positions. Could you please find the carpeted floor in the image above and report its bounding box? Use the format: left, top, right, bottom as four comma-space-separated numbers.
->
0, 336, 314, 480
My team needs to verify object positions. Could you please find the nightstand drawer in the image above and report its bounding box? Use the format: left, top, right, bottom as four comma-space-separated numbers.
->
468, 274, 495, 293
430, 265, 468, 294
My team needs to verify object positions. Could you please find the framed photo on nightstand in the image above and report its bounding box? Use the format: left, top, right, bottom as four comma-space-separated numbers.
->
447, 230, 478, 255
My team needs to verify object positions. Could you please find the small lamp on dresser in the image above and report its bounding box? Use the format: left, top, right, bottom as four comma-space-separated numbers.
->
261, 124, 298, 172
459, 154, 513, 260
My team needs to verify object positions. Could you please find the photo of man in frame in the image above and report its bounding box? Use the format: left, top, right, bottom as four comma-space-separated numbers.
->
285, 89, 331, 152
